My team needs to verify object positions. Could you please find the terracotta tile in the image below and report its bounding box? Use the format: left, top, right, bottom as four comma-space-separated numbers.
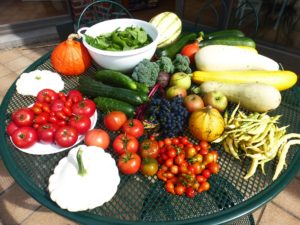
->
0, 160, 15, 194
22, 206, 79, 225
297, 171, 300, 179
0, 184, 40, 225
6, 56, 33, 73
0, 49, 22, 64
272, 178, 300, 217
0, 64, 13, 78
252, 204, 266, 224
0, 73, 19, 95
259, 203, 299, 225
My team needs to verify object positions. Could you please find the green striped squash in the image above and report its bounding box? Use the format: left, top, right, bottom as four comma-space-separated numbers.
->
149, 12, 182, 48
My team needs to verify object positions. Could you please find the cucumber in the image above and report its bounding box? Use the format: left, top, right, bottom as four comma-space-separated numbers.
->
202, 29, 245, 40
199, 36, 256, 48
78, 76, 145, 106
156, 32, 197, 59
94, 70, 137, 90
134, 81, 149, 94
94, 97, 135, 118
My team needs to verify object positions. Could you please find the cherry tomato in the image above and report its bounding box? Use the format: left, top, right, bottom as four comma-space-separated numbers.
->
37, 123, 58, 144
11, 108, 34, 127
36, 89, 58, 103
118, 152, 141, 175
204, 152, 215, 165
55, 111, 67, 121
174, 153, 185, 165
172, 138, 179, 145
192, 162, 204, 175
31, 105, 42, 115
199, 140, 210, 150
68, 115, 91, 134
210, 150, 219, 162
34, 112, 49, 125
179, 136, 189, 145
157, 169, 167, 182
72, 99, 96, 117
113, 133, 139, 155
62, 106, 72, 117
164, 158, 173, 168
11, 127, 38, 148
165, 180, 175, 194
6, 121, 18, 136
201, 169, 211, 179
180, 42, 199, 63
185, 146, 197, 158
140, 157, 158, 176
170, 165, 179, 174
175, 184, 186, 195
84, 129, 110, 149
164, 138, 172, 146
207, 162, 220, 174
54, 126, 78, 148
67, 90, 83, 103
122, 119, 144, 138
139, 139, 159, 158
196, 175, 207, 183
104, 111, 127, 131
185, 186, 196, 198
199, 148, 208, 156
201, 181, 210, 191
158, 140, 165, 148
167, 146, 177, 158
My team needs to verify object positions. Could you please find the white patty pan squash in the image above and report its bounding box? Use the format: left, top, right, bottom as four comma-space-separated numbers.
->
16, 70, 64, 96
48, 145, 120, 212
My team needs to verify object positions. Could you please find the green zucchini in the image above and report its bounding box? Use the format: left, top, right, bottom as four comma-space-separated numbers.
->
156, 32, 197, 59
78, 76, 145, 106
94, 69, 137, 90
202, 29, 245, 40
94, 97, 135, 118
199, 36, 256, 48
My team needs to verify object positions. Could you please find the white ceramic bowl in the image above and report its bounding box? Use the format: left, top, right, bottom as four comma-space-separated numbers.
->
78, 18, 159, 72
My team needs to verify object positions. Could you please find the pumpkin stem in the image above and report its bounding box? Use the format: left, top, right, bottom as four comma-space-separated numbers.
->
77, 148, 87, 176
67, 33, 81, 41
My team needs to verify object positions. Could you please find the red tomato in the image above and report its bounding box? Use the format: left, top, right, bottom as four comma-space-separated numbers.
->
103, 111, 127, 131
50, 99, 65, 112
139, 139, 159, 158
6, 121, 18, 136
67, 90, 83, 103
180, 42, 199, 63
122, 119, 144, 138
12, 108, 34, 127
201, 169, 211, 179
72, 99, 96, 117
37, 123, 58, 144
165, 180, 175, 194
54, 126, 78, 148
113, 134, 139, 155
84, 129, 110, 149
140, 157, 159, 176
68, 115, 91, 135
175, 184, 186, 195
118, 152, 141, 175
36, 89, 58, 103
185, 186, 196, 198
11, 127, 38, 148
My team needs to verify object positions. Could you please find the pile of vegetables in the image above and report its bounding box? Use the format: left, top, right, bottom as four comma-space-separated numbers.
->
7, 11, 300, 213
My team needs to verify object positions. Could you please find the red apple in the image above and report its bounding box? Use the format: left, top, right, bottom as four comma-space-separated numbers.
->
166, 86, 187, 99
202, 91, 228, 112
184, 94, 204, 112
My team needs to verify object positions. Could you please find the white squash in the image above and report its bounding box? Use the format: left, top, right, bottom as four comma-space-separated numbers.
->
16, 70, 64, 96
48, 145, 120, 212
195, 45, 279, 71
199, 81, 281, 112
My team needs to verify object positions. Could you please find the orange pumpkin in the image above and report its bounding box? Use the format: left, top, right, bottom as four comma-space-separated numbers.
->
51, 34, 91, 76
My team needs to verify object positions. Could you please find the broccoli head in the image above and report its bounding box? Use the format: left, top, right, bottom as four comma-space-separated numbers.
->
172, 54, 192, 74
155, 56, 174, 74
131, 59, 160, 87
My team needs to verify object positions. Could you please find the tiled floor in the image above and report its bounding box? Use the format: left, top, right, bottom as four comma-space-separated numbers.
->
0, 43, 300, 225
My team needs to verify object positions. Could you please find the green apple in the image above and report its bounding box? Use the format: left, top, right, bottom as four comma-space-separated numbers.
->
169, 72, 191, 90
166, 86, 187, 99
203, 91, 228, 112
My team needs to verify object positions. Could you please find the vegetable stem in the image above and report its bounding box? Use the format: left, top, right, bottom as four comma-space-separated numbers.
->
77, 148, 87, 176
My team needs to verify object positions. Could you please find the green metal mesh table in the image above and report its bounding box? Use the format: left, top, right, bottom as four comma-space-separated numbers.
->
0, 51, 299, 225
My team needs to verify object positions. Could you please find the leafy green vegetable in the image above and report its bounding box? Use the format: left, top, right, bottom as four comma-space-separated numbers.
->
85, 26, 152, 51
